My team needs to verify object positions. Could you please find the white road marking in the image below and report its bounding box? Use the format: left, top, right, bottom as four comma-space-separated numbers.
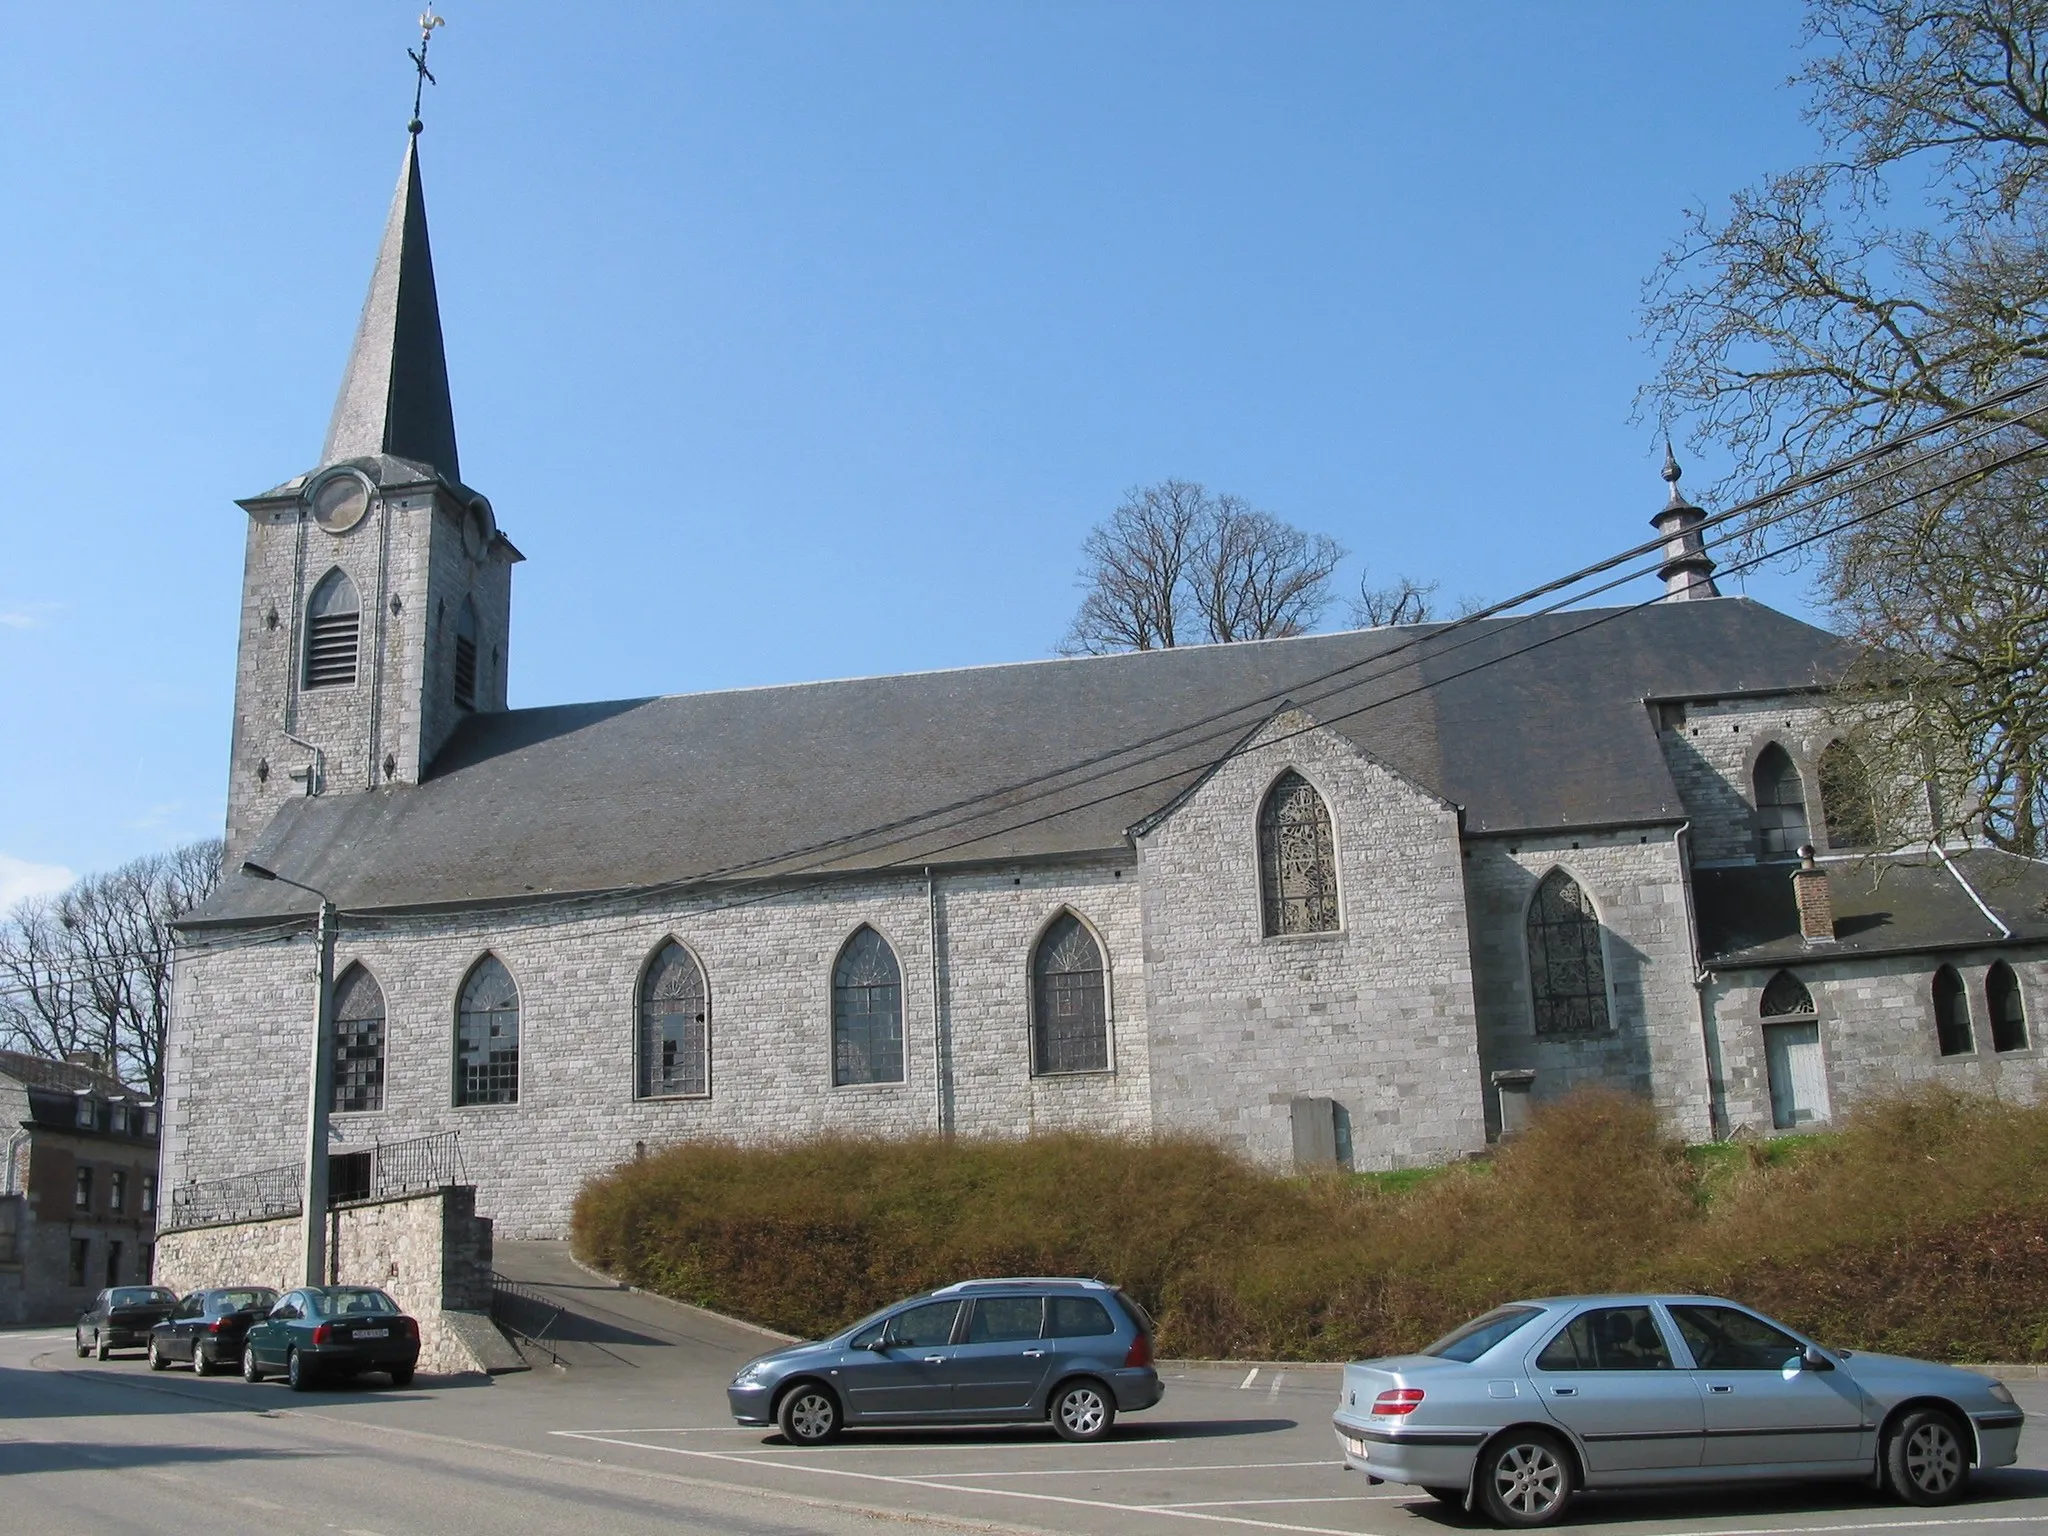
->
893, 1459, 1336, 1479
1157, 1496, 1391, 1508
1238, 1368, 1260, 1390
1266, 1373, 1285, 1402
1641, 1519, 2048, 1536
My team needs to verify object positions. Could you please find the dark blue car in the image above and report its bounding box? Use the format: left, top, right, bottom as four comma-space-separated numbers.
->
728, 1277, 1162, 1445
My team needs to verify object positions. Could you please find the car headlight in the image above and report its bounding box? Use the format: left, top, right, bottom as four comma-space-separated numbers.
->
1989, 1381, 2017, 1405
732, 1364, 768, 1386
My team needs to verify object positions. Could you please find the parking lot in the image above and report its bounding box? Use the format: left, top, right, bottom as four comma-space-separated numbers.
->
8, 1246, 2048, 1536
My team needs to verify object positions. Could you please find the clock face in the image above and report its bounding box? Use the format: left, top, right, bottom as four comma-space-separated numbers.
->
310, 473, 372, 534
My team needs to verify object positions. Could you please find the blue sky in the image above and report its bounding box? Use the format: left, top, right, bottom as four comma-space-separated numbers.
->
0, 1, 1823, 896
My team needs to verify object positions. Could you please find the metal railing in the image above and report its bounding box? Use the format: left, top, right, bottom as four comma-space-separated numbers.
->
167, 1130, 466, 1230
490, 1272, 565, 1366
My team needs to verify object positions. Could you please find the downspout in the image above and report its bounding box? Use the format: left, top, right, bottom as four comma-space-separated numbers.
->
1674, 821, 1727, 1139
284, 731, 326, 797
2, 1129, 27, 1195
926, 867, 948, 1136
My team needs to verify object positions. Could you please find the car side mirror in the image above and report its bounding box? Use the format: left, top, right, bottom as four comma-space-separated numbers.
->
1801, 1346, 1834, 1372
865, 1336, 894, 1352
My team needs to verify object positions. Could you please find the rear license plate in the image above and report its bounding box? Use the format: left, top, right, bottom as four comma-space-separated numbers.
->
354, 1329, 389, 1339
1344, 1435, 1367, 1459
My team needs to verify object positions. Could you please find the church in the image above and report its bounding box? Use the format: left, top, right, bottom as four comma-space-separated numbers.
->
167, 134, 2048, 1239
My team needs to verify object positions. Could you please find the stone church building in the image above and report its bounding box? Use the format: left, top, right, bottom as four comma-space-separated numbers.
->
168, 138, 2048, 1238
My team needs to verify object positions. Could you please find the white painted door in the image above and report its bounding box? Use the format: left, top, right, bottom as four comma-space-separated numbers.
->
1765, 1022, 1829, 1129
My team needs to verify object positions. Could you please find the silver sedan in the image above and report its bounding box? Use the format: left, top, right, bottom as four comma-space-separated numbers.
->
1330, 1294, 2023, 1528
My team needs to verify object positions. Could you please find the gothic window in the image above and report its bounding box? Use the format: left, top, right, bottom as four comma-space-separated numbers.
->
1258, 771, 1339, 936
455, 955, 520, 1106
1759, 970, 1814, 1018
304, 568, 360, 689
1987, 961, 2028, 1053
1527, 869, 1611, 1037
1031, 913, 1109, 1075
832, 927, 903, 1086
332, 964, 386, 1113
454, 597, 479, 711
1753, 744, 1810, 860
638, 941, 709, 1097
1932, 964, 1974, 1057
1818, 740, 1878, 850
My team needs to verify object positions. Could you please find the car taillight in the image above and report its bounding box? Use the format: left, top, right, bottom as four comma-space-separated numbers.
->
1372, 1388, 1425, 1416
312, 1323, 333, 1346
206, 1319, 223, 1334
400, 1317, 418, 1339
1124, 1332, 1152, 1368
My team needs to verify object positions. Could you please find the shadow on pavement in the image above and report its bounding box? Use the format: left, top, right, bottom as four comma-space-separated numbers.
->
748, 1416, 1300, 1449
0, 1439, 322, 1478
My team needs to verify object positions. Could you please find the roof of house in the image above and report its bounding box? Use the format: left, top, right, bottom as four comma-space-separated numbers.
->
188, 597, 1853, 925
1694, 847, 2048, 968
0, 1050, 147, 1101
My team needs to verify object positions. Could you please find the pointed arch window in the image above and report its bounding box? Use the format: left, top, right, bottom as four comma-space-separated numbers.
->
1759, 970, 1814, 1018
1031, 913, 1109, 1075
456, 955, 520, 1105
1932, 965, 1974, 1057
1754, 744, 1809, 860
1818, 741, 1878, 850
1258, 771, 1338, 936
1987, 961, 2028, 1053
454, 597, 479, 711
332, 964, 385, 1113
639, 941, 710, 1097
305, 568, 361, 689
833, 927, 903, 1086
1527, 869, 1610, 1036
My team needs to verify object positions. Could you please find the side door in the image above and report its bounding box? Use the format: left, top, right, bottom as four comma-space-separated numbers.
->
1526, 1304, 1704, 1479
951, 1296, 1053, 1414
1667, 1303, 1867, 1467
255, 1293, 304, 1368
838, 1300, 962, 1420
168, 1293, 205, 1360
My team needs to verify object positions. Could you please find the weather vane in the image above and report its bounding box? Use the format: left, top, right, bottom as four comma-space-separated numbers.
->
408, 6, 446, 135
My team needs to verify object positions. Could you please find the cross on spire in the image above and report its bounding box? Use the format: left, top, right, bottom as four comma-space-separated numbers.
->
408, 6, 445, 135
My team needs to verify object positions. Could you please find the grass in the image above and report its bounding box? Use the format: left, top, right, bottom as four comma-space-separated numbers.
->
571, 1086, 2048, 1363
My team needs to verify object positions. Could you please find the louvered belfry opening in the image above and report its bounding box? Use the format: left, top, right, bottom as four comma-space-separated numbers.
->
304, 568, 361, 689
453, 596, 479, 711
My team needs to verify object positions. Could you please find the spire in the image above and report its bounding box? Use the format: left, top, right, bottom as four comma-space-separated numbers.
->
319, 135, 460, 482
1650, 442, 1719, 601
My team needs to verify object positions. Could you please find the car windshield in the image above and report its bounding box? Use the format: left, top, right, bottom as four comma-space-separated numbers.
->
1423, 1305, 1546, 1362
109, 1288, 176, 1309
310, 1289, 399, 1317
208, 1289, 278, 1316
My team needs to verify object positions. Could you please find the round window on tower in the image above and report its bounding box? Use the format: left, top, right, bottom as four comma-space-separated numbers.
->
308, 471, 373, 534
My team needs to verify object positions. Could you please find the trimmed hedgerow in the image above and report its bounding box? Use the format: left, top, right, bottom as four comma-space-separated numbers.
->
570, 1086, 2048, 1362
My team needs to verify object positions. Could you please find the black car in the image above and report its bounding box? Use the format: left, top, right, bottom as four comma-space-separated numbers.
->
148, 1287, 281, 1375
75, 1286, 179, 1360
242, 1286, 421, 1389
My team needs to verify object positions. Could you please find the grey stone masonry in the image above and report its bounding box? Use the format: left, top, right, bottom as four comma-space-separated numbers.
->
1137, 710, 1487, 1171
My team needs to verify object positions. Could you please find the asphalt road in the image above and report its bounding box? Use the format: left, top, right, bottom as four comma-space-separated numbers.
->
8, 1249, 2048, 1536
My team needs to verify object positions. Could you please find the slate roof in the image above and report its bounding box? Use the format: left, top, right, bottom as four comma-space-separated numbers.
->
187, 598, 1853, 925
1694, 848, 2048, 968
0, 1049, 147, 1101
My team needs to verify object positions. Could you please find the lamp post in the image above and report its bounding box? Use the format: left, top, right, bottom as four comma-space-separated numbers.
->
239, 859, 337, 1287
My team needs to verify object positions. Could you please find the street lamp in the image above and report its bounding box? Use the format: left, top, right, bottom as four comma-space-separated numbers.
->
239, 859, 338, 1287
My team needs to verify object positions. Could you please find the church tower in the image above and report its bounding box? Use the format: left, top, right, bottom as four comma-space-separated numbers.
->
223, 132, 520, 864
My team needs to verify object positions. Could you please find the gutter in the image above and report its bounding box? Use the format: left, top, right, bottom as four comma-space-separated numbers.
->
1935, 843, 2013, 941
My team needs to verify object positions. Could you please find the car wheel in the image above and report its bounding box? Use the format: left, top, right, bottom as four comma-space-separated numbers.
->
74, 1330, 89, 1359
389, 1366, 415, 1387
286, 1348, 312, 1392
193, 1346, 216, 1377
94, 1331, 110, 1362
242, 1343, 264, 1383
776, 1383, 842, 1445
1423, 1486, 1466, 1508
1886, 1407, 1971, 1506
1050, 1379, 1116, 1443
148, 1338, 169, 1371
1477, 1428, 1575, 1528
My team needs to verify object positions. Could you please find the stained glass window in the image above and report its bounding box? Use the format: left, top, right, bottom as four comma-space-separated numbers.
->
1818, 741, 1877, 850
1988, 962, 2028, 1053
332, 963, 386, 1113
1031, 913, 1109, 1075
1754, 744, 1810, 860
456, 955, 520, 1105
833, 927, 903, 1086
639, 940, 709, 1097
1258, 771, 1339, 936
1759, 970, 1814, 1018
1527, 869, 1610, 1036
1933, 965, 1974, 1057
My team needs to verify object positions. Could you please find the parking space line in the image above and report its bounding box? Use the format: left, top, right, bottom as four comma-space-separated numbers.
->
1633, 1518, 2048, 1536
1157, 1497, 1391, 1509
895, 1460, 1337, 1479
1238, 1368, 1260, 1390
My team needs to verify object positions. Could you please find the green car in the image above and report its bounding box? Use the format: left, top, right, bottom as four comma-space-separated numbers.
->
241, 1285, 421, 1390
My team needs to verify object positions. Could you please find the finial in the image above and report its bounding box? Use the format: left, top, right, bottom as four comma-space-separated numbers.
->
409, 6, 445, 134
1661, 439, 1687, 506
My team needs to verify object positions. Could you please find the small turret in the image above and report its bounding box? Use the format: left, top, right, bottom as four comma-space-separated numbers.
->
1651, 444, 1720, 601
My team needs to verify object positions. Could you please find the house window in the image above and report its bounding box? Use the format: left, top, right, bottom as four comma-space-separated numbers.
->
455, 955, 520, 1106
1258, 770, 1339, 936
832, 927, 904, 1086
304, 567, 361, 688
1759, 970, 1814, 1018
1933, 965, 1974, 1056
1031, 913, 1109, 1075
74, 1095, 95, 1130
1818, 740, 1877, 850
1753, 744, 1809, 859
109, 1170, 126, 1213
109, 1105, 128, 1136
140, 1174, 156, 1215
1527, 869, 1610, 1036
75, 1167, 93, 1210
105, 1240, 122, 1287
1988, 961, 2028, 1053
329, 1151, 373, 1204
454, 597, 479, 711
332, 963, 387, 1113
638, 940, 710, 1098
69, 1238, 89, 1287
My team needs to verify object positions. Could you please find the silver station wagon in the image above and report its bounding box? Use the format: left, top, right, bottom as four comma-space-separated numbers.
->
1332, 1294, 2024, 1528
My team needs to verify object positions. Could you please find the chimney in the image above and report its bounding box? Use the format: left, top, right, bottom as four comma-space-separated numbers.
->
1792, 845, 1835, 943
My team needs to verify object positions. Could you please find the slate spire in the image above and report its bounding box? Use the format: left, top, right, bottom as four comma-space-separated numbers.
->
319, 134, 460, 482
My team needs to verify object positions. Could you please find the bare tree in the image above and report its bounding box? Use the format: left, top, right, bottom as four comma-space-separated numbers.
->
1061, 481, 1345, 654
1350, 569, 1441, 628
0, 838, 223, 1096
